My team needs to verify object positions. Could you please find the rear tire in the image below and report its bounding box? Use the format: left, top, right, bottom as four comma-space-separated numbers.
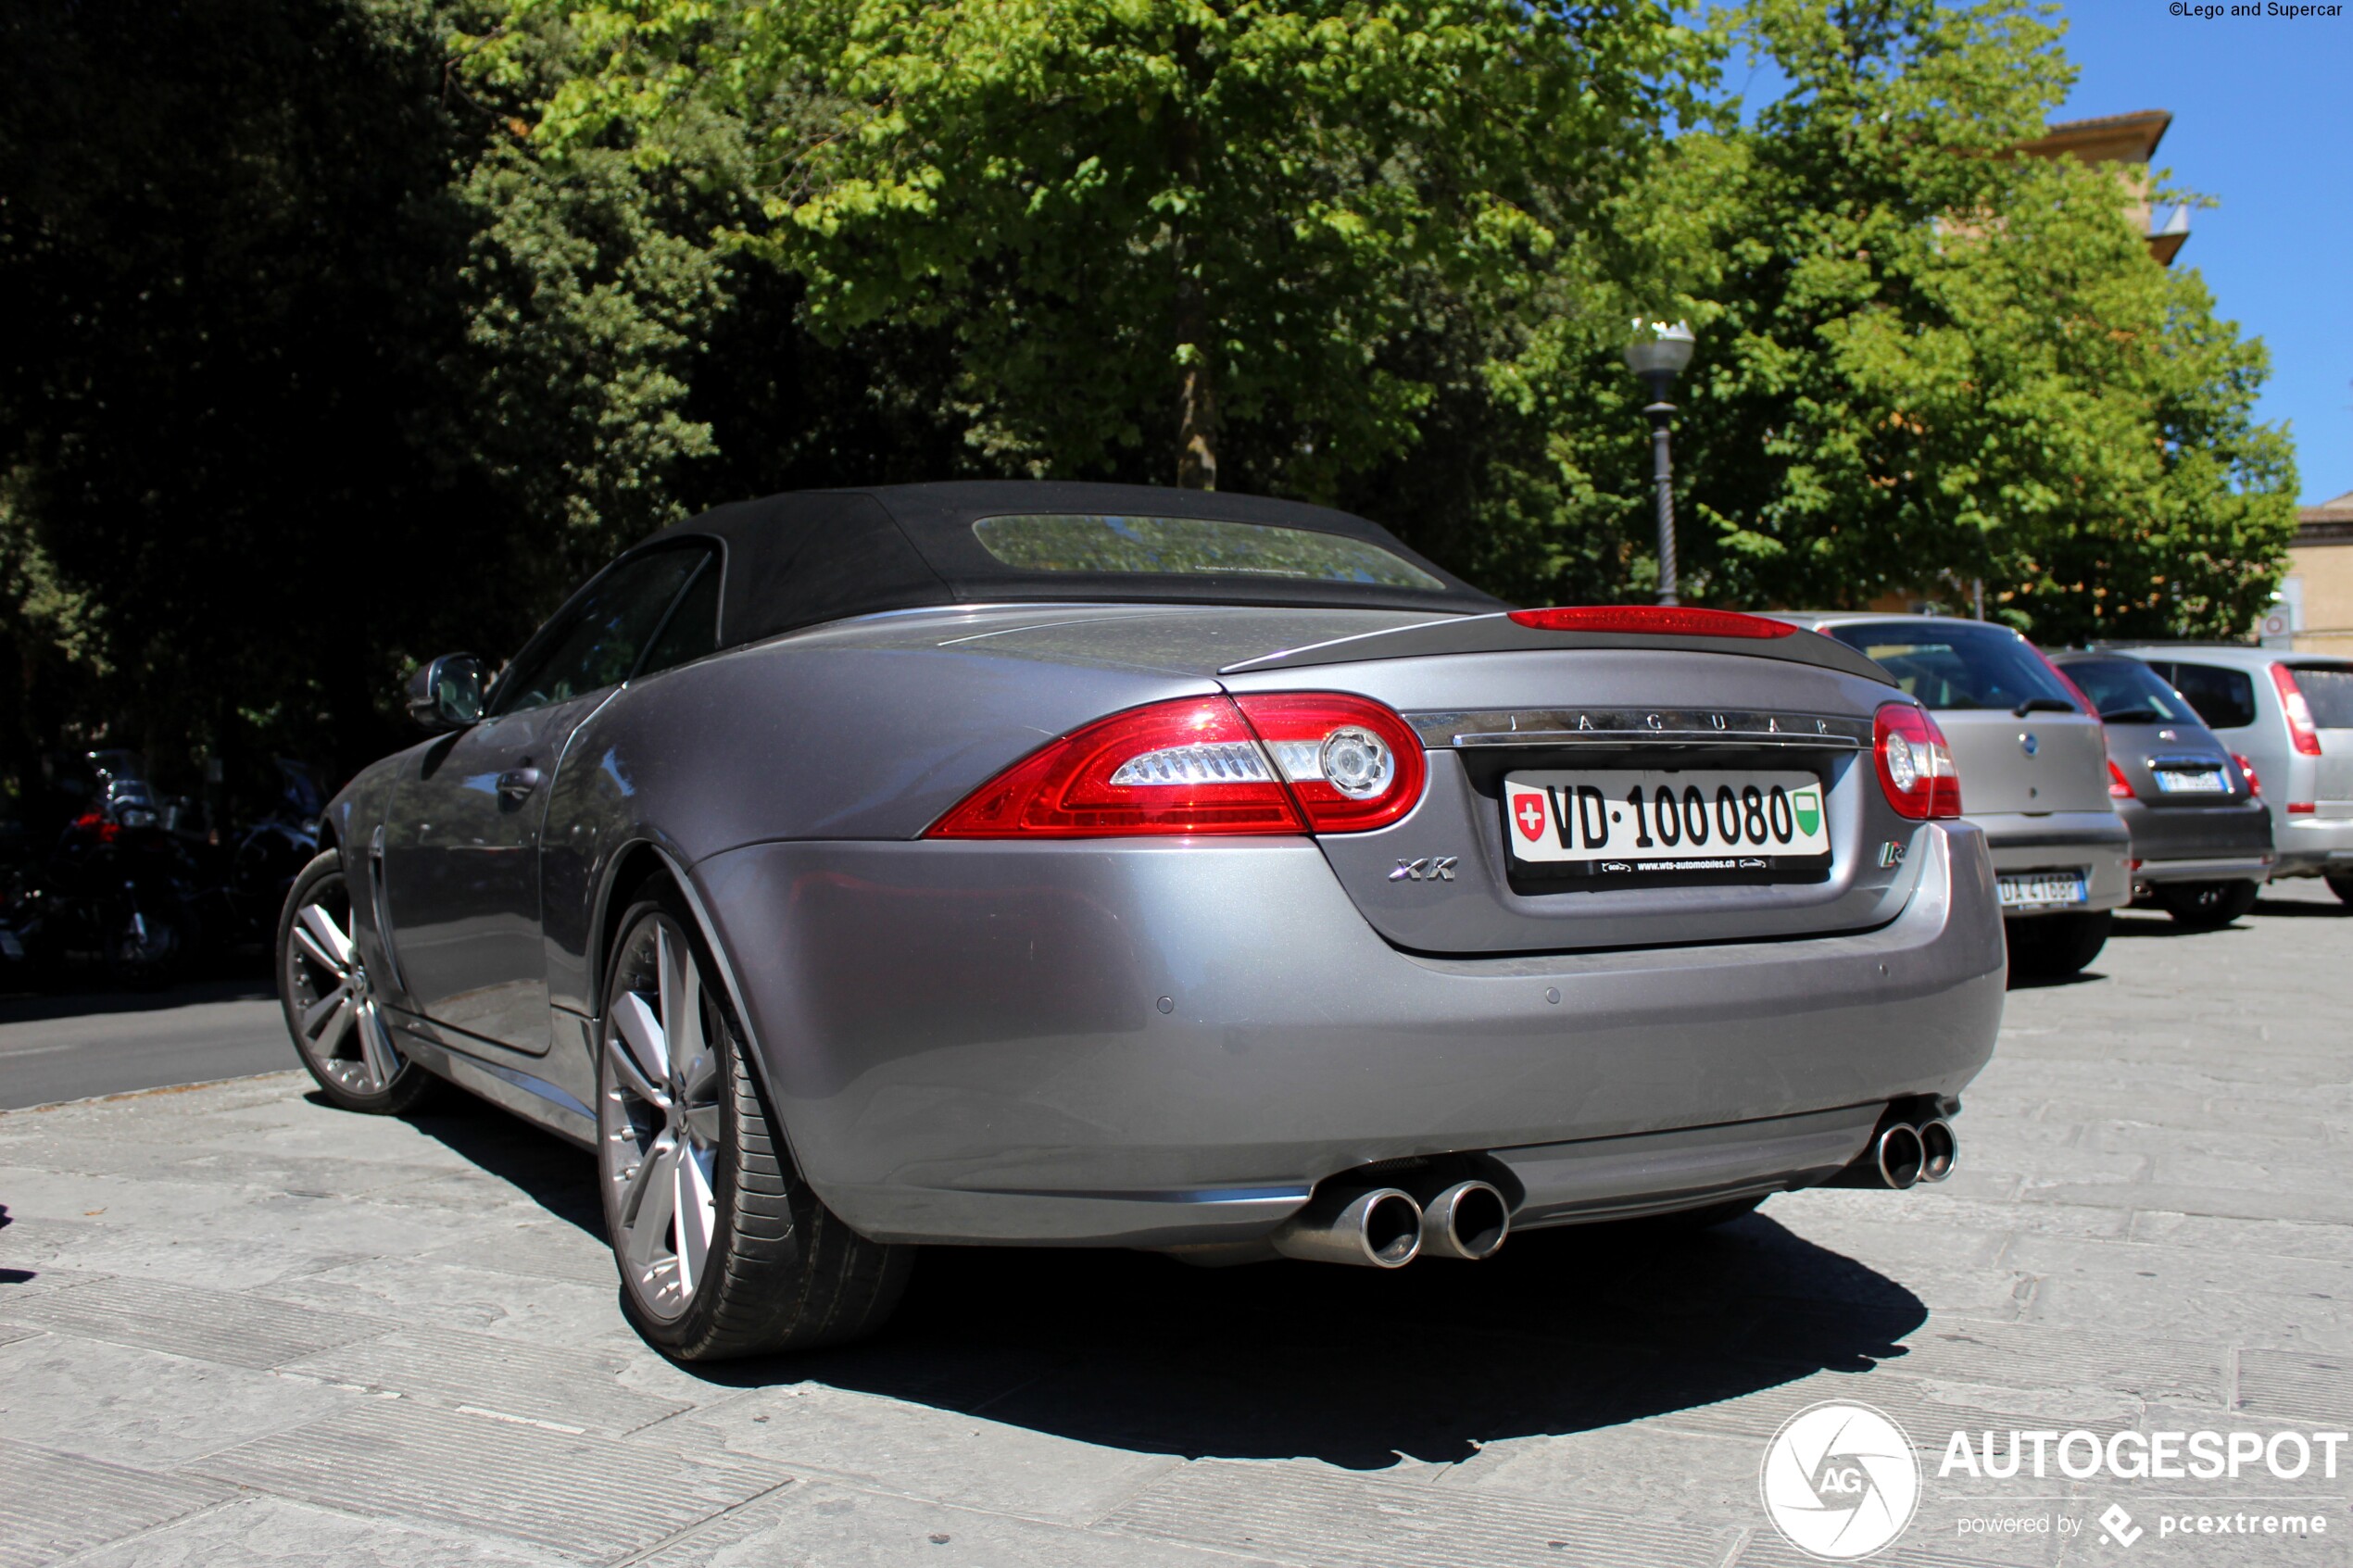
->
2007, 909, 2110, 981
598, 886, 911, 1361
2328, 874, 2353, 906
2155, 880, 2260, 930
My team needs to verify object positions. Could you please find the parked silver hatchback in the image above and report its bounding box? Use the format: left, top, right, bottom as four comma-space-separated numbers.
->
1774, 615, 2129, 977
2103, 644, 2353, 904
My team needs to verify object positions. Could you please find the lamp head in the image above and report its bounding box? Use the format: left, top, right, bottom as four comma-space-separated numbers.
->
1623, 319, 1695, 403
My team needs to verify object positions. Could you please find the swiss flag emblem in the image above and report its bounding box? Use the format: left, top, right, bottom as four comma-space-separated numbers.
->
1512, 791, 1548, 843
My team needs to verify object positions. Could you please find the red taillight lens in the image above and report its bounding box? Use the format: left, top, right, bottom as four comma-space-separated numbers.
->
1229, 693, 1428, 833
2271, 663, 2323, 756
2233, 753, 2261, 797
1506, 606, 1796, 639
2287, 801, 2317, 815
2107, 759, 2134, 799
927, 696, 1302, 838
1874, 702, 1961, 820
925, 692, 1427, 838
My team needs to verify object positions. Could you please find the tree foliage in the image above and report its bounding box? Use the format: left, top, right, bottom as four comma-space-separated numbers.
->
0, 0, 2304, 812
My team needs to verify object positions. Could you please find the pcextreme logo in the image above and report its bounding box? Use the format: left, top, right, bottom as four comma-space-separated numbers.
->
1759, 1401, 1922, 1561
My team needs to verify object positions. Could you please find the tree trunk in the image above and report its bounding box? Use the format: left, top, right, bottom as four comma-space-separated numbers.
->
1171, 25, 1215, 491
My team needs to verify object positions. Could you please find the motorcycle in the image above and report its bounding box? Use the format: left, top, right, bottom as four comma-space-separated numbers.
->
5, 752, 204, 991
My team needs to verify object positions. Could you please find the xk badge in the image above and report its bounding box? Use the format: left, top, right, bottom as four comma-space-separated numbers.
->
1390, 857, 1457, 883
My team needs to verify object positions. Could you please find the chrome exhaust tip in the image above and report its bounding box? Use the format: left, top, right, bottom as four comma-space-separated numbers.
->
1269, 1186, 1423, 1269
1917, 1118, 1957, 1183
1416, 1179, 1510, 1261
1875, 1123, 1927, 1190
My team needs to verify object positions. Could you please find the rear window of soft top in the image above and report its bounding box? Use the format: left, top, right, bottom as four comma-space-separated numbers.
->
972, 513, 1444, 590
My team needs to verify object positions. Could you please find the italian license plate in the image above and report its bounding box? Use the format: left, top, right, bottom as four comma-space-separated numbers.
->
2153, 768, 2227, 794
1503, 769, 1831, 879
1997, 871, 2088, 909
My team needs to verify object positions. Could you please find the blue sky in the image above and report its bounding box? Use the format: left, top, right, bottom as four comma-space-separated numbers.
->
1719, 1, 2350, 505
2055, 0, 2351, 505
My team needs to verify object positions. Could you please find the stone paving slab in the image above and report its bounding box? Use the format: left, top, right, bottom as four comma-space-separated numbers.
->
3, 884, 2349, 1565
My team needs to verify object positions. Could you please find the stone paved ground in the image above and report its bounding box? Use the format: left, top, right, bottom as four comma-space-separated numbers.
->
3, 884, 2349, 1567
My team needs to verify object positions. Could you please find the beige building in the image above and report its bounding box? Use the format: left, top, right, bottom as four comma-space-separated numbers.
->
2286, 491, 2353, 654
2014, 110, 2192, 265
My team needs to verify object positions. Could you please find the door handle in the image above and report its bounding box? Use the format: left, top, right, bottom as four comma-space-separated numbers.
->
496, 768, 544, 800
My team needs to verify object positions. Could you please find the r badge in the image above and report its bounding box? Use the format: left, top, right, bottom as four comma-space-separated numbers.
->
1878, 841, 1907, 868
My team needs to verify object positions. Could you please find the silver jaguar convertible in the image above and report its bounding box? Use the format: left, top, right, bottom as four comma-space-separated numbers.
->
279, 483, 2004, 1360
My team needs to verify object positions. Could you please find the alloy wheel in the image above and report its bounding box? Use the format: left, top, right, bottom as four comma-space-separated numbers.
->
599, 916, 724, 1323
283, 875, 401, 1094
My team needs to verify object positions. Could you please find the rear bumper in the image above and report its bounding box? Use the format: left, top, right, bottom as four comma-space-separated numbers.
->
2273, 810, 2353, 878
2119, 797, 2273, 884
690, 822, 2006, 1247
1976, 809, 2133, 914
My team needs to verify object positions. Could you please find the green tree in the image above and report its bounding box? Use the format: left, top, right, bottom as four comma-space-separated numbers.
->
1629, 0, 2298, 638
494, 0, 1701, 493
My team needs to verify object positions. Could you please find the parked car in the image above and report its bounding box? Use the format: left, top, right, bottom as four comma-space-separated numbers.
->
279, 483, 2005, 1361
2098, 646, 2353, 904
2045, 651, 2272, 926
1769, 614, 2128, 979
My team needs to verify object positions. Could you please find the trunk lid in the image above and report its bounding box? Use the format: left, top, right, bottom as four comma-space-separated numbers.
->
1218, 631, 1919, 956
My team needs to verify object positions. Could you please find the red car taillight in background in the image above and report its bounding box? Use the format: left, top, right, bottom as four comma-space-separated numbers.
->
2108, 760, 2135, 800
2270, 663, 2323, 757
927, 692, 1427, 839
1874, 703, 1962, 820
2233, 753, 2261, 797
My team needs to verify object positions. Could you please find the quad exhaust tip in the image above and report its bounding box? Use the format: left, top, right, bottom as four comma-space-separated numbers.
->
1418, 1179, 1511, 1261
1918, 1118, 1957, 1183
1875, 1123, 1926, 1189
1270, 1185, 1424, 1269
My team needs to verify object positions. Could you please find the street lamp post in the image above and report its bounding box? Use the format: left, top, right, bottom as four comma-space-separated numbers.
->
1623, 320, 1695, 607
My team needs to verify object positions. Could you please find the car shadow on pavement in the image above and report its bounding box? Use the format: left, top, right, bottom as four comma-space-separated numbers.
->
706, 1213, 1928, 1470
384, 1090, 606, 1236
390, 1087, 1930, 1470
2253, 896, 2350, 917
2006, 968, 2107, 990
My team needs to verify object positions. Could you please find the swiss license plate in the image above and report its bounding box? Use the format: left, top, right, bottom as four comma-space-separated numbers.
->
1997, 871, 2088, 909
2154, 768, 2227, 795
1503, 769, 1831, 878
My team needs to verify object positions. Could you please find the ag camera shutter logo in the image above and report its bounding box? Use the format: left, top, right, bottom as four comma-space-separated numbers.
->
1759, 1401, 1921, 1560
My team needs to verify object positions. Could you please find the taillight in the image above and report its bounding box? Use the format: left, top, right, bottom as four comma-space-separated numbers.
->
2287, 801, 2317, 816
2233, 752, 2261, 797
925, 692, 1426, 839
1874, 702, 1961, 820
1228, 693, 1428, 833
2107, 759, 2134, 800
1506, 606, 1796, 639
2271, 663, 2323, 756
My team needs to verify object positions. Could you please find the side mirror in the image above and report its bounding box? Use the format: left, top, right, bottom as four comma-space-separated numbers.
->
405, 653, 491, 734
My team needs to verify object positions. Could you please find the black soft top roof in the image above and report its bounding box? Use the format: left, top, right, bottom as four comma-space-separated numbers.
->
639, 481, 1503, 650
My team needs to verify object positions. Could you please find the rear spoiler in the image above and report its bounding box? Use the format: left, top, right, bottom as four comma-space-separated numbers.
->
1221, 609, 1896, 686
